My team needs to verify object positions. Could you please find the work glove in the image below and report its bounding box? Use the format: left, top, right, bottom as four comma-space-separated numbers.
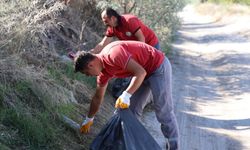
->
115, 91, 132, 109
80, 116, 94, 134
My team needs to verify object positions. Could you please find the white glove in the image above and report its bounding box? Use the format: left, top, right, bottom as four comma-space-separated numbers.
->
80, 116, 94, 133
115, 91, 132, 109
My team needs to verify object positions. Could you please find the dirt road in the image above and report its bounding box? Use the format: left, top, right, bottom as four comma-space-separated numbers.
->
143, 5, 250, 150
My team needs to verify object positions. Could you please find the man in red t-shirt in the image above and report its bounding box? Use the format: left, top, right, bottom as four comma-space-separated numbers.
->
91, 7, 160, 53
89, 7, 160, 102
74, 41, 179, 150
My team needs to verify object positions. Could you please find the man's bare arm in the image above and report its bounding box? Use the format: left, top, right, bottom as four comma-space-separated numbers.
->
134, 29, 145, 43
87, 83, 108, 118
90, 36, 113, 54
124, 58, 147, 94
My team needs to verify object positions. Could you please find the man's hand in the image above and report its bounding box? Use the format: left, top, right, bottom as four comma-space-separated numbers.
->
115, 91, 132, 109
68, 51, 76, 60
80, 116, 94, 133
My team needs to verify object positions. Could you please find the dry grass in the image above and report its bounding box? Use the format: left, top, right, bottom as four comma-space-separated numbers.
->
0, 0, 113, 149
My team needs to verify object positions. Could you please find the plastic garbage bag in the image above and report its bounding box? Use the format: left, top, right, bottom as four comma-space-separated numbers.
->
111, 78, 131, 99
90, 109, 161, 150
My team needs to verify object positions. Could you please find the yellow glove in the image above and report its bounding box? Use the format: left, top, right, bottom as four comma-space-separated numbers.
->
115, 91, 132, 109
80, 116, 94, 134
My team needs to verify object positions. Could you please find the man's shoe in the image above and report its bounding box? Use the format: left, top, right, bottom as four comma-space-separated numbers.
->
166, 138, 178, 150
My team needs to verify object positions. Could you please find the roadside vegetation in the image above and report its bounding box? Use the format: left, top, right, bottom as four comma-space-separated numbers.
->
0, 0, 184, 149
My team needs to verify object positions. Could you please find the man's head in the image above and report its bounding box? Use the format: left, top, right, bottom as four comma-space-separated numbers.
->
101, 7, 121, 27
74, 51, 102, 76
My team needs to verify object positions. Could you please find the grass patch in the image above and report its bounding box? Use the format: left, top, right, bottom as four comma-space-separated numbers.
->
1, 108, 61, 150
14, 80, 32, 95
47, 66, 64, 83
47, 63, 96, 88
0, 143, 11, 150
56, 103, 76, 118
13, 80, 47, 112
0, 84, 8, 108
0, 80, 83, 150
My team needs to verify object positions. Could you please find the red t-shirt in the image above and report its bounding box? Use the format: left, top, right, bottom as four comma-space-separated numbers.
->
105, 14, 158, 47
96, 41, 164, 86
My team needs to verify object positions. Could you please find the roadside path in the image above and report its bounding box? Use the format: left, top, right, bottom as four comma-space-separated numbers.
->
172, 5, 250, 150
143, 5, 250, 150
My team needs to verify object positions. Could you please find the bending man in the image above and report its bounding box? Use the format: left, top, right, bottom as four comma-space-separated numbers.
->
74, 41, 179, 150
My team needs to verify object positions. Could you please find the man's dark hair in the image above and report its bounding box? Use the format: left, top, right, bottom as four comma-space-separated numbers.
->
104, 7, 121, 23
74, 51, 95, 73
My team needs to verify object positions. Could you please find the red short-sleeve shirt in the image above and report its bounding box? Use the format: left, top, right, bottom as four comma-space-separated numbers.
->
105, 14, 158, 47
96, 41, 164, 86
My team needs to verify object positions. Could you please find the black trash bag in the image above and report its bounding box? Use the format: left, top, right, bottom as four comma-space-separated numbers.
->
90, 109, 161, 150
111, 78, 131, 99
